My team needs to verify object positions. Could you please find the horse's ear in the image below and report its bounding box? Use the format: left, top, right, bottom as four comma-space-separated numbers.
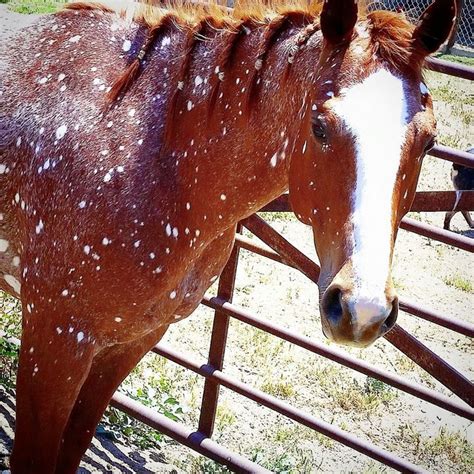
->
412, 0, 456, 54
320, 0, 358, 45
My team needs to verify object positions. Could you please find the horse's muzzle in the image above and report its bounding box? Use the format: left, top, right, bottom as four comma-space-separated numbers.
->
320, 285, 398, 347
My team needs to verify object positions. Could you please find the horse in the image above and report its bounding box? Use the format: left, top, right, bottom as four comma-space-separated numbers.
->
0, 0, 456, 471
443, 148, 474, 230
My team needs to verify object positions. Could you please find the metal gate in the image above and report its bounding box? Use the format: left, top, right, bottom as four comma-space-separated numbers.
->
110, 58, 474, 473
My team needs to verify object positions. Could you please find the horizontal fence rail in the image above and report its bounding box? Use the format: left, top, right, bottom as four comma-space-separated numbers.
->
260, 191, 474, 213
110, 392, 270, 473
411, 191, 474, 212
429, 144, 474, 167
151, 344, 426, 473
399, 217, 473, 252
259, 195, 474, 252
426, 57, 474, 81
201, 296, 474, 419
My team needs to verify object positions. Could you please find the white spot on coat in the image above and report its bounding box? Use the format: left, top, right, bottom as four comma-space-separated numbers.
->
35, 219, 44, 234
4, 275, 21, 294
55, 125, 67, 140
420, 82, 429, 95
0, 239, 9, 252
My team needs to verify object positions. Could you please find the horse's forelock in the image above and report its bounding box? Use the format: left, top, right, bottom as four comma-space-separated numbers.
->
367, 11, 423, 79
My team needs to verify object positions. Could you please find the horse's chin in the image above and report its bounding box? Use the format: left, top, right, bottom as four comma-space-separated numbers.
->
321, 320, 377, 348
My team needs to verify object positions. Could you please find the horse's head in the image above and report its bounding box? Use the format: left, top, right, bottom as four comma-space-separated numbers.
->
289, 0, 456, 347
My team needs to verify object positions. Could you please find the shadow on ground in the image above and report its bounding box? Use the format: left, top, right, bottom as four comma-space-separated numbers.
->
0, 386, 180, 473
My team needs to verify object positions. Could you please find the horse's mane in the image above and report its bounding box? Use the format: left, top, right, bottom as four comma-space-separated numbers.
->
64, 1, 420, 101
66, 1, 326, 27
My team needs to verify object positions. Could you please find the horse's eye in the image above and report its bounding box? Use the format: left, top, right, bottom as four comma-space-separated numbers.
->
312, 118, 327, 141
424, 136, 436, 153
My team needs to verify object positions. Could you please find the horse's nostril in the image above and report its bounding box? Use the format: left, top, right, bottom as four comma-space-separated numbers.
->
383, 297, 399, 332
322, 286, 344, 323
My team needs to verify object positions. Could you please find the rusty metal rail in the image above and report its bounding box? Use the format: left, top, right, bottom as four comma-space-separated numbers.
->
261, 191, 474, 213
259, 193, 474, 253
411, 190, 474, 212
198, 226, 241, 438
111, 392, 270, 473
151, 344, 426, 473
399, 217, 473, 252
426, 57, 474, 81
201, 296, 473, 419
429, 144, 474, 167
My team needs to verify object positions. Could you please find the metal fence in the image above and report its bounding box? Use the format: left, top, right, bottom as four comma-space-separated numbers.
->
371, 0, 474, 49
109, 58, 474, 472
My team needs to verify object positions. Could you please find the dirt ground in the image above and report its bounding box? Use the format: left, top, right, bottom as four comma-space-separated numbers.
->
0, 3, 473, 474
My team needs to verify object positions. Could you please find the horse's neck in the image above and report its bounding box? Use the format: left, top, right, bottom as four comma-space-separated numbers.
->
149, 19, 316, 233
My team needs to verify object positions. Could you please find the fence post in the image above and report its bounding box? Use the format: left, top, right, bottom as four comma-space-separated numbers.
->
197, 225, 242, 437
446, 0, 464, 52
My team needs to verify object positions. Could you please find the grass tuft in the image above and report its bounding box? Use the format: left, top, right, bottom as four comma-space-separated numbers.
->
423, 427, 474, 466
261, 378, 295, 399
443, 274, 473, 293
7, 0, 64, 14
332, 377, 398, 413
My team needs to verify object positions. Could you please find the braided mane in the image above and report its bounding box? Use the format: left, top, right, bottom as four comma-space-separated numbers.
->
65, 1, 419, 102
67, 1, 326, 27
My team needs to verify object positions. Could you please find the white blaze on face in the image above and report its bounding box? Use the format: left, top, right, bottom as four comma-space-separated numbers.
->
332, 69, 408, 308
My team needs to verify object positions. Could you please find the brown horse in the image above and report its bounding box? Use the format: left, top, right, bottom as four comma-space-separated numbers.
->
0, 0, 456, 471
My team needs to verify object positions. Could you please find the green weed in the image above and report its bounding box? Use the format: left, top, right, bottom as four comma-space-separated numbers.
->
100, 384, 185, 449
332, 377, 397, 413
423, 427, 474, 466
7, 0, 64, 14
443, 274, 473, 293
252, 447, 314, 474
261, 378, 295, 399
